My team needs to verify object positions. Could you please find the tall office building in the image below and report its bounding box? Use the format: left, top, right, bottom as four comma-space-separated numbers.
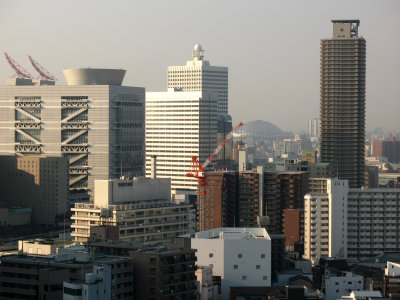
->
0, 69, 145, 193
320, 20, 366, 188
145, 89, 217, 193
168, 44, 228, 116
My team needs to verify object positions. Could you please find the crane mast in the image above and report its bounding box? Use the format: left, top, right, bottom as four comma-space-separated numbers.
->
186, 122, 244, 231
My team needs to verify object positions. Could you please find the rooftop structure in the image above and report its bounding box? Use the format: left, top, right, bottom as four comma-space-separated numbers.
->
63, 68, 126, 86
168, 44, 228, 115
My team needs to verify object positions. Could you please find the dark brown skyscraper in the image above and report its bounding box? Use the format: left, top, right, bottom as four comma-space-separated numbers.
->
320, 20, 366, 188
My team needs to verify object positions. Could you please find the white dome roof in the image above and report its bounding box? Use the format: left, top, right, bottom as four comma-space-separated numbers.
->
193, 43, 202, 51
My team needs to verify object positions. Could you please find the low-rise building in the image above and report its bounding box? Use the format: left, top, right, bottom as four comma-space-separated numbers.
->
0, 247, 133, 300
0, 207, 31, 226
196, 266, 218, 300
191, 227, 271, 299
71, 178, 193, 244
323, 270, 364, 300
384, 261, 400, 299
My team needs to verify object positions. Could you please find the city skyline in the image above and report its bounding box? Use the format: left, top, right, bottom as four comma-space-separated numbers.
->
0, 1, 399, 133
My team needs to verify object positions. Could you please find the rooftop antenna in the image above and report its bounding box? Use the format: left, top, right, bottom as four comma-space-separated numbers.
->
4, 52, 33, 79
28, 55, 58, 81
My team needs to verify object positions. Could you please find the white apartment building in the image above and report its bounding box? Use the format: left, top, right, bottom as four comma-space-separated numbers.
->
304, 179, 348, 265
0, 69, 145, 193
71, 178, 192, 244
191, 228, 271, 299
323, 270, 364, 300
347, 189, 400, 261
145, 89, 217, 193
64, 265, 112, 300
168, 44, 228, 116
304, 178, 400, 263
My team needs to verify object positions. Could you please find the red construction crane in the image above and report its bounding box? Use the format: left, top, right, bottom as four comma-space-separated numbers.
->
4, 52, 33, 79
28, 55, 58, 81
186, 121, 244, 194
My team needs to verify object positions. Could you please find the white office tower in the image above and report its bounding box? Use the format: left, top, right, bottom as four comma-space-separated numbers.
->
192, 228, 271, 300
145, 89, 217, 194
71, 178, 192, 244
0, 69, 145, 193
303, 179, 348, 265
168, 44, 228, 116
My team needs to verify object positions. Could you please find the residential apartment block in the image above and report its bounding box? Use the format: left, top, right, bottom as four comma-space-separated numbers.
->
320, 20, 366, 188
304, 178, 400, 263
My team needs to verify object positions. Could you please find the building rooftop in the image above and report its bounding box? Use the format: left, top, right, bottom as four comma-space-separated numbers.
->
194, 227, 270, 240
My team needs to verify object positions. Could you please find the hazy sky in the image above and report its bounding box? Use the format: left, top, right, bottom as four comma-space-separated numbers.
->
1, 0, 399, 132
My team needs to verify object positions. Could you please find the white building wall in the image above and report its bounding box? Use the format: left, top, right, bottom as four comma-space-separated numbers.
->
168, 46, 228, 116
303, 179, 348, 264
324, 271, 363, 300
0, 84, 145, 193
191, 228, 271, 300
145, 90, 217, 193
386, 261, 400, 276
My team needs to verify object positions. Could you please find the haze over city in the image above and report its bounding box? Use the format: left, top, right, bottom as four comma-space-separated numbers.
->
1, 0, 399, 132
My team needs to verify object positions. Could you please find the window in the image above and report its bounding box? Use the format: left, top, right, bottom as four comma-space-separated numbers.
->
256, 265, 260, 269
335, 282, 339, 285
234, 265, 238, 269
238, 254, 243, 258
263, 276, 268, 280
209, 253, 214, 258
242, 276, 247, 280
261, 254, 265, 258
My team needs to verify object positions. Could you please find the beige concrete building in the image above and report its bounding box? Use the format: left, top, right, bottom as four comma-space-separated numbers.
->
0, 155, 69, 225
0, 69, 145, 194
71, 178, 193, 244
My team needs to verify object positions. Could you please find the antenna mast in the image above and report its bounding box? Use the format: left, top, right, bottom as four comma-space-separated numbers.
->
4, 52, 33, 79
28, 55, 58, 81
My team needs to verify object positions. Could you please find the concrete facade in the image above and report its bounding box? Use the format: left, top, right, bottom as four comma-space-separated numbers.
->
168, 44, 228, 116
0, 155, 68, 225
0, 77, 145, 193
145, 89, 217, 193
303, 179, 348, 265
191, 228, 271, 299
71, 178, 192, 244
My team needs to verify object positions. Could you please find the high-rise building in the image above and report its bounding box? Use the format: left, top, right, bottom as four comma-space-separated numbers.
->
371, 136, 400, 163
303, 179, 349, 265
168, 44, 228, 116
0, 155, 69, 225
0, 69, 145, 193
145, 89, 217, 194
320, 20, 366, 188
307, 118, 319, 138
